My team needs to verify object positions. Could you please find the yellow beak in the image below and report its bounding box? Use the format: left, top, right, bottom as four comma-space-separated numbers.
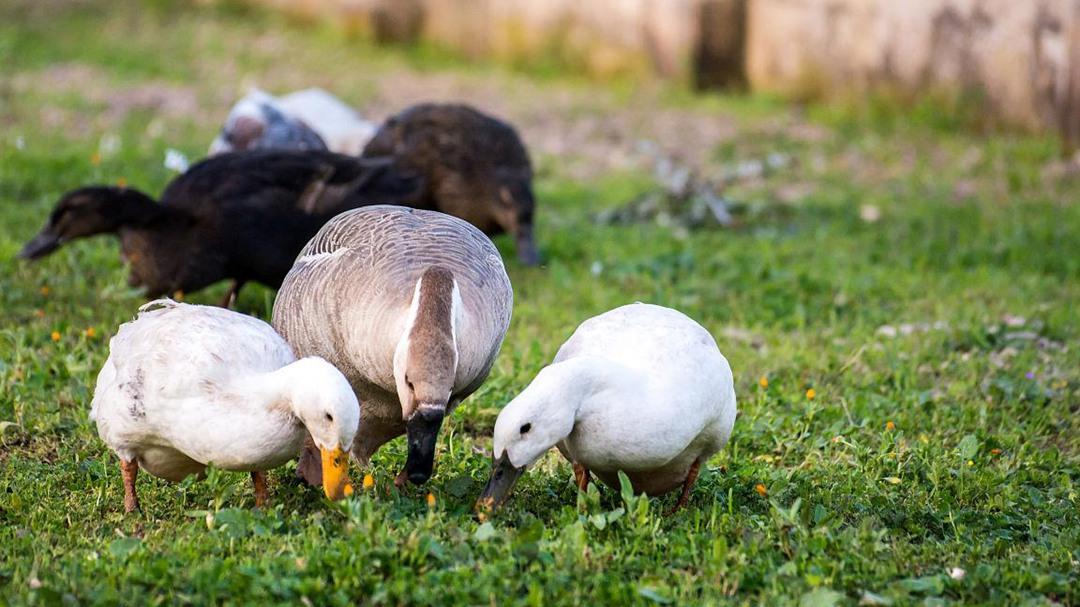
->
320, 446, 353, 500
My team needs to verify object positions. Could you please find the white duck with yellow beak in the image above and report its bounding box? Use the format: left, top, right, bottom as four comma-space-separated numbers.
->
90, 299, 359, 512
478, 303, 736, 514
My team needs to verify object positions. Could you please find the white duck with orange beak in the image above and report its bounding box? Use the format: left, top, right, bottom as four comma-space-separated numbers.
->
90, 299, 359, 512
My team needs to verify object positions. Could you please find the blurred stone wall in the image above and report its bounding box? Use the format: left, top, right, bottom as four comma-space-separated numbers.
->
747, 0, 1080, 144
253, 0, 1080, 143
409, 0, 703, 79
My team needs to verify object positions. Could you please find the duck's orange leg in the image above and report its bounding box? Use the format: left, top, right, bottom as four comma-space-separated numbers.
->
251, 471, 269, 508
667, 460, 702, 515
121, 459, 140, 513
573, 462, 590, 492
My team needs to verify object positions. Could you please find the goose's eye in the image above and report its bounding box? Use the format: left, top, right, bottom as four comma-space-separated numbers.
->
519, 423, 532, 434
325, 413, 334, 422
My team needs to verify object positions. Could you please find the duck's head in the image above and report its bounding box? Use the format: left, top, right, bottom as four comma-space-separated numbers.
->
210, 91, 273, 154
287, 357, 361, 500
477, 368, 576, 514
210, 91, 325, 154
493, 171, 540, 266
393, 266, 460, 486
18, 186, 157, 260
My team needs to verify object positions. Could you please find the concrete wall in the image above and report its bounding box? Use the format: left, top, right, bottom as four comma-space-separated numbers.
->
416, 0, 702, 78
746, 0, 1080, 140
252, 0, 1080, 141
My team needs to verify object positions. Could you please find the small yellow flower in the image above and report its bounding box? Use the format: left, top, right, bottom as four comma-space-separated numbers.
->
754, 483, 767, 497
886, 421, 896, 431
50, 330, 61, 342
84, 327, 96, 338
362, 474, 374, 490
90, 152, 102, 166
990, 448, 1002, 455
805, 388, 816, 400
40, 286, 50, 296
967, 460, 974, 467
173, 290, 184, 301
759, 376, 768, 389
426, 493, 436, 507
117, 177, 128, 188
343, 484, 354, 497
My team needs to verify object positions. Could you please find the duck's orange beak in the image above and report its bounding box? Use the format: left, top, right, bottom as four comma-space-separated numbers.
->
320, 446, 353, 500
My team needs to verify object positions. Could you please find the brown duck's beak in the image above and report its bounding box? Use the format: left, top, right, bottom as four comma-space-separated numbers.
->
403, 405, 445, 485
320, 446, 353, 500
515, 229, 541, 266
17, 230, 61, 260
475, 452, 524, 517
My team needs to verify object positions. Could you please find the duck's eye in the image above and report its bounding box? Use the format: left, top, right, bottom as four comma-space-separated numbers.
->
519, 423, 532, 434
405, 376, 414, 391
325, 413, 334, 422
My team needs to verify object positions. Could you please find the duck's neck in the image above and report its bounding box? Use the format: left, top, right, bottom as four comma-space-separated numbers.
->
496, 357, 641, 465
226, 362, 305, 420
102, 187, 169, 230
535, 356, 643, 422
393, 267, 462, 409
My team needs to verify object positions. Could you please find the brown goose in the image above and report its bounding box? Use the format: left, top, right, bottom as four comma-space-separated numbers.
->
361, 103, 541, 265
272, 205, 513, 487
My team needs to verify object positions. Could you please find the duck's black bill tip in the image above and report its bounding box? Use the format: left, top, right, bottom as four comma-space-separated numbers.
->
514, 232, 541, 266
476, 452, 525, 514
17, 232, 61, 260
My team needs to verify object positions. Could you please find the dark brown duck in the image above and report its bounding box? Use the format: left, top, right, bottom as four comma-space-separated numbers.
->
361, 102, 540, 265
18, 150, 419, 306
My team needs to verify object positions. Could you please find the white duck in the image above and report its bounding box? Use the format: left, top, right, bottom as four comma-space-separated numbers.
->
91, 299, 360, 512
477, 303, 736, 514
272, 205, 513, 488
209, 88, 377, 156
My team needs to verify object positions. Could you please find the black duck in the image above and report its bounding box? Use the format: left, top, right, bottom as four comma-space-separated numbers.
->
18, 150, 420, 306
361, 103, 540, 265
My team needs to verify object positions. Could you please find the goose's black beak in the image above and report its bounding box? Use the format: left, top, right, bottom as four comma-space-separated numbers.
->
403, 406, 445, 485
475, 452, 524, 517
17, 231, 61, 260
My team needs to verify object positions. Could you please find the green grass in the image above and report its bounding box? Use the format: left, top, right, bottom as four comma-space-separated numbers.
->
2, 2, 1079, 605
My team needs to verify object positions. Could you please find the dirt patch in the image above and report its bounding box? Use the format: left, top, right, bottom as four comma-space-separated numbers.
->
354, 70, 745, 180
11, 55, 795, 183
11, 63, 202, 136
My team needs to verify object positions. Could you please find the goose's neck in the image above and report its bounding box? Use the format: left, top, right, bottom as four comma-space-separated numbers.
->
393, 267, 462, 410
